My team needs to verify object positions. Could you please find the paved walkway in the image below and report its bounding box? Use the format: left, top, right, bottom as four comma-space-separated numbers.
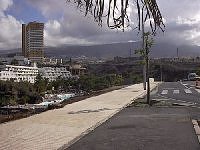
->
0, 83, 158, 150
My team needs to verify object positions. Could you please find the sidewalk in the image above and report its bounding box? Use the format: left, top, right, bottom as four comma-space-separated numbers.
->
67, 107, 200, 150
0, 82, 158, 150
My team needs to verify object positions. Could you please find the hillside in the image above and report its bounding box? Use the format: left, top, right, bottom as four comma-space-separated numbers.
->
45, 42, 200, 58
1, 42, 200, 59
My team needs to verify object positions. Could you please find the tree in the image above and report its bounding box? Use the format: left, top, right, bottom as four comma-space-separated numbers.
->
10, 59, 19, 65
196, 68, 200, 76
144, 32, 153, 105
34, 74, 48, 94
135, 31, 153, 104
79, 75, 96, 92
67, 0, 165, 105
67, 0, 165, 33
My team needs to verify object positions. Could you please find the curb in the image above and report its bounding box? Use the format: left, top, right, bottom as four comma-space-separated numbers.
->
58, 83, 159, 150
192, 119, 200, 143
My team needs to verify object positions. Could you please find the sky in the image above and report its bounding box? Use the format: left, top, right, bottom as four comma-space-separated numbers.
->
0, 0, 200, 50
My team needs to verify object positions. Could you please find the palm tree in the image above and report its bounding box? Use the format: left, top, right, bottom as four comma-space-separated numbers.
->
67, 0, 165, 105
67, 0, 165, 33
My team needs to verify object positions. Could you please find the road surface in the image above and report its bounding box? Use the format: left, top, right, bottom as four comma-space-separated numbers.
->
67, 81, 200, 150
151, 81, 200, 108
67, 107, 200, 150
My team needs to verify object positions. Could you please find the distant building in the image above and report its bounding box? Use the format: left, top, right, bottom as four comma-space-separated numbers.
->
0, 56, 30, 65
65, 64, 86, 76
43, 57, 63, 65
22, 22, 44, 62
113, 56, 143, 63
39, 67, 72, 82
0, 57, 12, 65
13, 56, 30, 66
0, 64, 38, 83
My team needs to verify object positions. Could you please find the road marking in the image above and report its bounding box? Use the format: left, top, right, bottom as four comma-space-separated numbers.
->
191, 106, 200, 109
158, 93, 199, 103
181, 82, 190, 89
161, 90, 168, 95
152, 98, 170, 101
195, 89, 200, 93
163, 88, 176, 90
184, 89, 192, 94
173, 90, 179, 94
172, 102, 194, 106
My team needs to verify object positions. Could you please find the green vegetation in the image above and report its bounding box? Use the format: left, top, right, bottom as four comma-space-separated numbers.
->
0, 80, 42, 106
122, 72, 143, 85
10, 59, 19, 65
79, 74, 124, 92
0, 73, 128, 107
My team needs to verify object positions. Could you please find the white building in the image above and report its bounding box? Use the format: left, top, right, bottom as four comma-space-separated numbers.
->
39, 67, 72, 82
0, 64, 38, 83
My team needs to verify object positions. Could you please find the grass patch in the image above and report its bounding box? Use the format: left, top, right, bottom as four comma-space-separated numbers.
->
129, 98, 173, 107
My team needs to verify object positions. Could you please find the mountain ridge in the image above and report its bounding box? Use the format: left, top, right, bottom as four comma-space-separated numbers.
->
0, 42, 200, 59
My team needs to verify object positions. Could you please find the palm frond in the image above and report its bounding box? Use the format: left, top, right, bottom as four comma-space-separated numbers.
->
67, 0, 165, 33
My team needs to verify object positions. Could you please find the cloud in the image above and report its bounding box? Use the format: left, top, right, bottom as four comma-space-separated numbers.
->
0, 0, 22, 50
155, 0, 200, 45
156, 16, 200, 46
27, 0, 140, 47
26, 0, 65, 19
44, 19, 95, 46
27, 0, 200, 47
1, 0, 200, 50
0, 0, 13, 13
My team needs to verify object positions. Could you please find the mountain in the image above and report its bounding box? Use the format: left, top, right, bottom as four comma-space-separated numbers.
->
0, 49, 21, 56
151, 43, 200, 58
44, 42, 141, 59
1, 42, 200, 59
44, 42, 200, 58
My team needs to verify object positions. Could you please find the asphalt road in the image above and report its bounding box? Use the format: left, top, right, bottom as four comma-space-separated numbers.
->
151, 81, 200, 108
65, 82, 200, 150
66, 107, 200, 150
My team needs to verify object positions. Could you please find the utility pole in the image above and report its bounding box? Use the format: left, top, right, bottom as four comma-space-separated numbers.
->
160, 64, 163, 82
176, 48, 178, 58
177, 48, 179, 58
